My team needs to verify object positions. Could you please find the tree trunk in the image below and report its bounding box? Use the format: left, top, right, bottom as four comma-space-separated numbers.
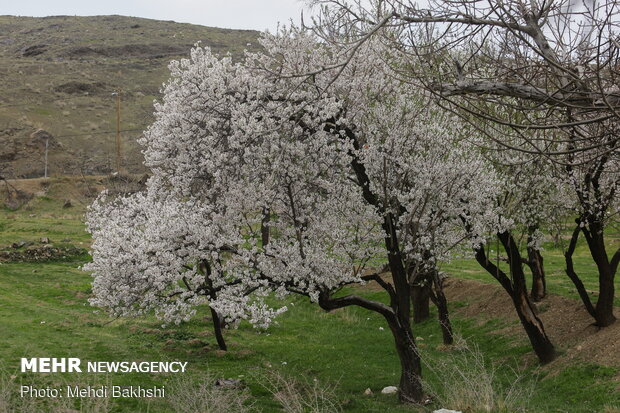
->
429, 273, 454, 345
499, 232, 556, 363
387, 318, 423, 404
594, 268, 616, 327
210, 307, 227, 351
564, 221, 617, 327
511, 288, 555, 363
473, 232, 556, 364
586, 223, 616, 327
317, 289, 424, 404
528, 246, 546, 301
261, 207, 270, 247
411, 282, 431, 323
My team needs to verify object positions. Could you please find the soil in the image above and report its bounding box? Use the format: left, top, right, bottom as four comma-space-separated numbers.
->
443, 277, 620, 372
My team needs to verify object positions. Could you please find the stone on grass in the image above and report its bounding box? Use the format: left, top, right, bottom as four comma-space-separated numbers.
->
364, 388, 373, 395
432, 409, 463, 413
215, 378, 243, 389
381, 386, 398, 394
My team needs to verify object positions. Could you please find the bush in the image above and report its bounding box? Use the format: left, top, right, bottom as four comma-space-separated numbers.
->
424, 336, 535, 413
167, 373, 256, 413
259, 369, 342, 413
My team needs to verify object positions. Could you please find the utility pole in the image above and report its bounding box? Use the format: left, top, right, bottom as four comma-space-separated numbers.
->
112, 91, 122, 173
44, 138, 48, 178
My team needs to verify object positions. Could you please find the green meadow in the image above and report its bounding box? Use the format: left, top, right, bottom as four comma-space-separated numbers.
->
0, 185, 619, 412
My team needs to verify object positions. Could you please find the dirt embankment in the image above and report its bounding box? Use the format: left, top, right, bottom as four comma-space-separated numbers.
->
444, 278, 620, 370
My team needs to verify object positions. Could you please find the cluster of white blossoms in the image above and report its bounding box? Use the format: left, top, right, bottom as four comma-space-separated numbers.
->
86, 28, 511, 327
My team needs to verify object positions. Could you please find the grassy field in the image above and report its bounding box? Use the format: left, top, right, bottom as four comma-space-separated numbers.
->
441, 229, 620, 307
1, 184, 619, 412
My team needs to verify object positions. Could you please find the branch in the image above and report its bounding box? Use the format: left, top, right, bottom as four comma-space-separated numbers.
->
395, 13, 527, 32
473, 242, 514, 294
565, 223, 596, 318
361, 269, 397, 308
432, 80, 620, 109
318, 291, 395, 321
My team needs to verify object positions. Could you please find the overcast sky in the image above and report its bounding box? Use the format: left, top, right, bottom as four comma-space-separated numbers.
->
3, 0, 311, 32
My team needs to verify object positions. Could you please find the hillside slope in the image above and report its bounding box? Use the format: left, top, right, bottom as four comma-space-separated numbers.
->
0, 15, 260, 178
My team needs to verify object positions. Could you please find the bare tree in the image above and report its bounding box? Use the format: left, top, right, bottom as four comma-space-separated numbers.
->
307, 0, 620, 327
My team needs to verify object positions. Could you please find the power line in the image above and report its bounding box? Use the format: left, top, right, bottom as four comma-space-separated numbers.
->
0, 96, 87, 108
0, 92, 160, 109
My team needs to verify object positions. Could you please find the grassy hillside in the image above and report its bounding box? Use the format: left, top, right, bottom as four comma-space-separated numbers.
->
0, 177, 619, 412
0, 15, 260, 178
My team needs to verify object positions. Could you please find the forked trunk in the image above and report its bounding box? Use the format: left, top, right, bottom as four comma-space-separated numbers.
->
474, 232, 556, 364
566, 221, 617, 327
500, 232, 556, 363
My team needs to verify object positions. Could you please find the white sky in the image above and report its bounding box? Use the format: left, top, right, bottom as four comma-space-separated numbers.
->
2, 0, 312, 32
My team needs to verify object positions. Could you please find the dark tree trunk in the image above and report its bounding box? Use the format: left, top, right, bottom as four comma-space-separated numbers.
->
382, 213, 424, 403
429, 272, 454, 345
525, 226, 546, 302
323, 123, 424, 404
586, 222, 616, 327
473, 232, 556, 364
261, 207, 270, 247
565, 220, 618, 327
510, 288, 555, 363
411, 282, 431, 323
210, 307, 227, 351
318, 288, 424, 404
387, 318, 423, 404
528, 246, 546, 301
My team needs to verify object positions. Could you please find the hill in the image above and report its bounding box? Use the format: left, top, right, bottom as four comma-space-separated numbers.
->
0, 15, 260, 178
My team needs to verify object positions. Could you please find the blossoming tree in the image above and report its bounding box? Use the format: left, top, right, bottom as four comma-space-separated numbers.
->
86, 31, 501, 403
308, 0, 620, 328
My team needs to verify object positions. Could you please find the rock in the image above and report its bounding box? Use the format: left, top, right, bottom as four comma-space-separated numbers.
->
433, 409, 462, 413
40, 237, 50, 244
22, 44, 47, 57
364, 388, 373, 395
63, 199, 72, 208
30, 129, 61, 149
381, 386, 398, 394
215, 378, 243, 388
54, 81, 106, 95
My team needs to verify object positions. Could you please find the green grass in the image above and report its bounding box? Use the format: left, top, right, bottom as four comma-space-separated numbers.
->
0, 198, 90, 247
1, 201, 619, 412
1, 261, 618, 412
441, 233, 620, 306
